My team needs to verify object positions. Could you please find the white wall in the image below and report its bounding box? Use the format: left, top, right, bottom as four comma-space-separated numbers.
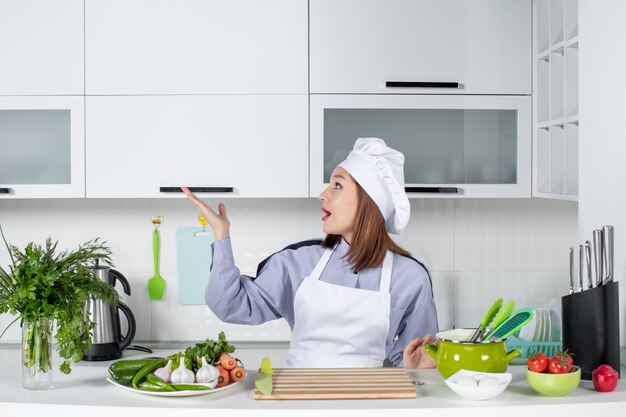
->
579, 1, 626, 347
0, 198, 577, 343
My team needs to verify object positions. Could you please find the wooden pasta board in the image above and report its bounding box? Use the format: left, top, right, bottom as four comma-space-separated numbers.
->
253, 368, 417, 400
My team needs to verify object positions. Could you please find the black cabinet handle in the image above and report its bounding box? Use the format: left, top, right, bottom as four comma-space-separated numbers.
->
386, 81, 460, 88
159, 186, 234, 193
405, 187, 459, 193
0, 188, 14, 194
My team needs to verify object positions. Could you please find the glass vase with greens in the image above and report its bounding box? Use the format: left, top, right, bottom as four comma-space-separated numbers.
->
0, 226, 119, 389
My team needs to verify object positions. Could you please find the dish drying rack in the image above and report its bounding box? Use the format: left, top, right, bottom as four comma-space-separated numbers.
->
505, 336, 562, 363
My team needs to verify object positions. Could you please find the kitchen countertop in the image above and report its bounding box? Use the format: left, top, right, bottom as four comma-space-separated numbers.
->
1, 344, 626, 417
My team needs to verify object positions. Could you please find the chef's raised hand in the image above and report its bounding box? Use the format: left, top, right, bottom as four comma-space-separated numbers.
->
403, 334, 436, 369
181, 187, 230, 240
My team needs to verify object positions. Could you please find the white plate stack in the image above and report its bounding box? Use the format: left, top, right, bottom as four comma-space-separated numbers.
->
518, 300, 562, 342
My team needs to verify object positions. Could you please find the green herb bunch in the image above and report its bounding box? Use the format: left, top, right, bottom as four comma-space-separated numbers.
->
167, 331, 236, 372
0, 226, 120, 374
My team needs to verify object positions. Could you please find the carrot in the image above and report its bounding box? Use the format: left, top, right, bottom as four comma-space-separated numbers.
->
219, 353, 237, 370
230, 366, 246, 382
216, 365, 230, 387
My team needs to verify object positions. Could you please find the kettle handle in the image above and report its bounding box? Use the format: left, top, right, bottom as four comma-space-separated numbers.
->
110, 269, 132, 296
117, 301, 136, 351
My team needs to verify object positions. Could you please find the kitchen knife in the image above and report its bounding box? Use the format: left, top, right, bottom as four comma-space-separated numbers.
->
593, 229, 604, 287
585, 240, 593, 289
603, 225, 614, 284
578, 244, 584, 292
569, 247, 574, 294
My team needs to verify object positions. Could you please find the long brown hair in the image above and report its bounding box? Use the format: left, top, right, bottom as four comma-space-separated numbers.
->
321, 181, 411, 272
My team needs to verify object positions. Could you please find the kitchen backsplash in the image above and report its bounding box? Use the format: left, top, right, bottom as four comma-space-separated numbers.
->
0, 198, 577, 343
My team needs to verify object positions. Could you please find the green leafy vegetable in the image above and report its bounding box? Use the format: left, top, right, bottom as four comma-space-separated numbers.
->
167, 331, 236, 372
0, 225, 119, 374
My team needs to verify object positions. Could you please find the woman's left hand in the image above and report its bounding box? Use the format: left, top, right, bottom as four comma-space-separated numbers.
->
403, 334, 436, 369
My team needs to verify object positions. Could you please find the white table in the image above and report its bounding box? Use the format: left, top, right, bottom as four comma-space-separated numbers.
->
1, 344, 625, 417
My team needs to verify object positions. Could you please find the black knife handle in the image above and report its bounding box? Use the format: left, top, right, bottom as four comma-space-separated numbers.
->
159, 186, 234, 193
405, 187, 459, 193
386, 81, 460, 88
0, 187, 13, 194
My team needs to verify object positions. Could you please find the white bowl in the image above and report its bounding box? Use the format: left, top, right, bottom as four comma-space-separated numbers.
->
445, 369, 512, 401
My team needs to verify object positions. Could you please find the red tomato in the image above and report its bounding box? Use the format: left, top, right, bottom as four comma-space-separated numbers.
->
548, 351, 574, 374
592, 364, 619, 392
528, 353, 549, 373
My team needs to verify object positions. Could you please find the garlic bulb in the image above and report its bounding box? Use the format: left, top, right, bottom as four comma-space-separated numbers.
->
170, 357, 195, 384
153, 359, 173, 383
195, 357, 220, 384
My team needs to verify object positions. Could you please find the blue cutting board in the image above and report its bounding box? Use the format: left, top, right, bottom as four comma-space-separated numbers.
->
176, 227, 214, 305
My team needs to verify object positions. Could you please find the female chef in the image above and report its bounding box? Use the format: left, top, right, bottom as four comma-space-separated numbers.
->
182, 137, 438, 368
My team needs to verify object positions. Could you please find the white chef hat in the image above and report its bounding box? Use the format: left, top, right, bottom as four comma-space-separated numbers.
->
338, 137, 410, 234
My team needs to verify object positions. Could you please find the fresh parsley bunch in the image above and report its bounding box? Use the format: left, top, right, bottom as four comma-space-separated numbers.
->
167, 331, 237, 372
0, 226, 119, 374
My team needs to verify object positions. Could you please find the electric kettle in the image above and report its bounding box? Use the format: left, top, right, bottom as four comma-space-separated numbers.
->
83, 264, 136, 361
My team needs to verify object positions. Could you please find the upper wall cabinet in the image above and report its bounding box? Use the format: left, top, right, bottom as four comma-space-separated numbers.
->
0, 96, 85, 198
0, 0, 84, 95
86, 95, 308, 198
533, 0, 578, 201
310, 0, 531, 95
85, 0, 308, 95
310, 95, 531, 198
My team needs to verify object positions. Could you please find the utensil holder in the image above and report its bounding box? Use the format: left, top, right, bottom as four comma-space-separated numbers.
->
561, 281, 620, 380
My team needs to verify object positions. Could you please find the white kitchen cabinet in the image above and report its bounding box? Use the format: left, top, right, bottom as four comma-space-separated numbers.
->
0, 0, 84, 95
86, 95, 308, 198
310, 95, 531, 198
0, 96, 85, 198
310, 0, 531, 95
85, 0, 308, 95
533, 0, 578, 201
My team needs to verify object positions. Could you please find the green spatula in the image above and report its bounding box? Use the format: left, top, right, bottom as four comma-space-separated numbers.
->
485, 308, 533, 341
148, 216, 165, 300
479, 300, 515, 341
469, 298, 503, 342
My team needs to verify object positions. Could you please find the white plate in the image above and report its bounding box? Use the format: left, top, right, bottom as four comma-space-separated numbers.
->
548, 298, 562, 342
532, 308, 543, 341
543, 308, 552, 342
535, 308, 545, 342
106, 378, 241, 397
539, 308, 549, 341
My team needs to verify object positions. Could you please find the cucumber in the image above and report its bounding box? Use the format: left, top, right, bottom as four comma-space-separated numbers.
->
109, 358, 159, 374
108, 369, 134, 386
171, 384, 211, 391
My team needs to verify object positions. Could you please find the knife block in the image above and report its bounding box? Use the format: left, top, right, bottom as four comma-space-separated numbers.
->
561, 281, 620, 380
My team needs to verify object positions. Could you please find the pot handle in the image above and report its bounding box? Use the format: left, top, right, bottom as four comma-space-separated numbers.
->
505, 348, 522, 364
423, 342, 438, 359
117, 301, 136, 351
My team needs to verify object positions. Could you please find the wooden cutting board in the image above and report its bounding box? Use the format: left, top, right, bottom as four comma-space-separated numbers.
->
253, 368, 417, 400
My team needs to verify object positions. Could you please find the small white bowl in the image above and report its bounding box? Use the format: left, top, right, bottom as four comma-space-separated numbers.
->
445, 369, 512, 401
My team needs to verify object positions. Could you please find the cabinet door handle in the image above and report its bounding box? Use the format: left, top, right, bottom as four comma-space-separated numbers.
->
405, 187, 459, 193
159, 186, 234, 193
386, 81, 460, 88
0, 187, 14, 194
